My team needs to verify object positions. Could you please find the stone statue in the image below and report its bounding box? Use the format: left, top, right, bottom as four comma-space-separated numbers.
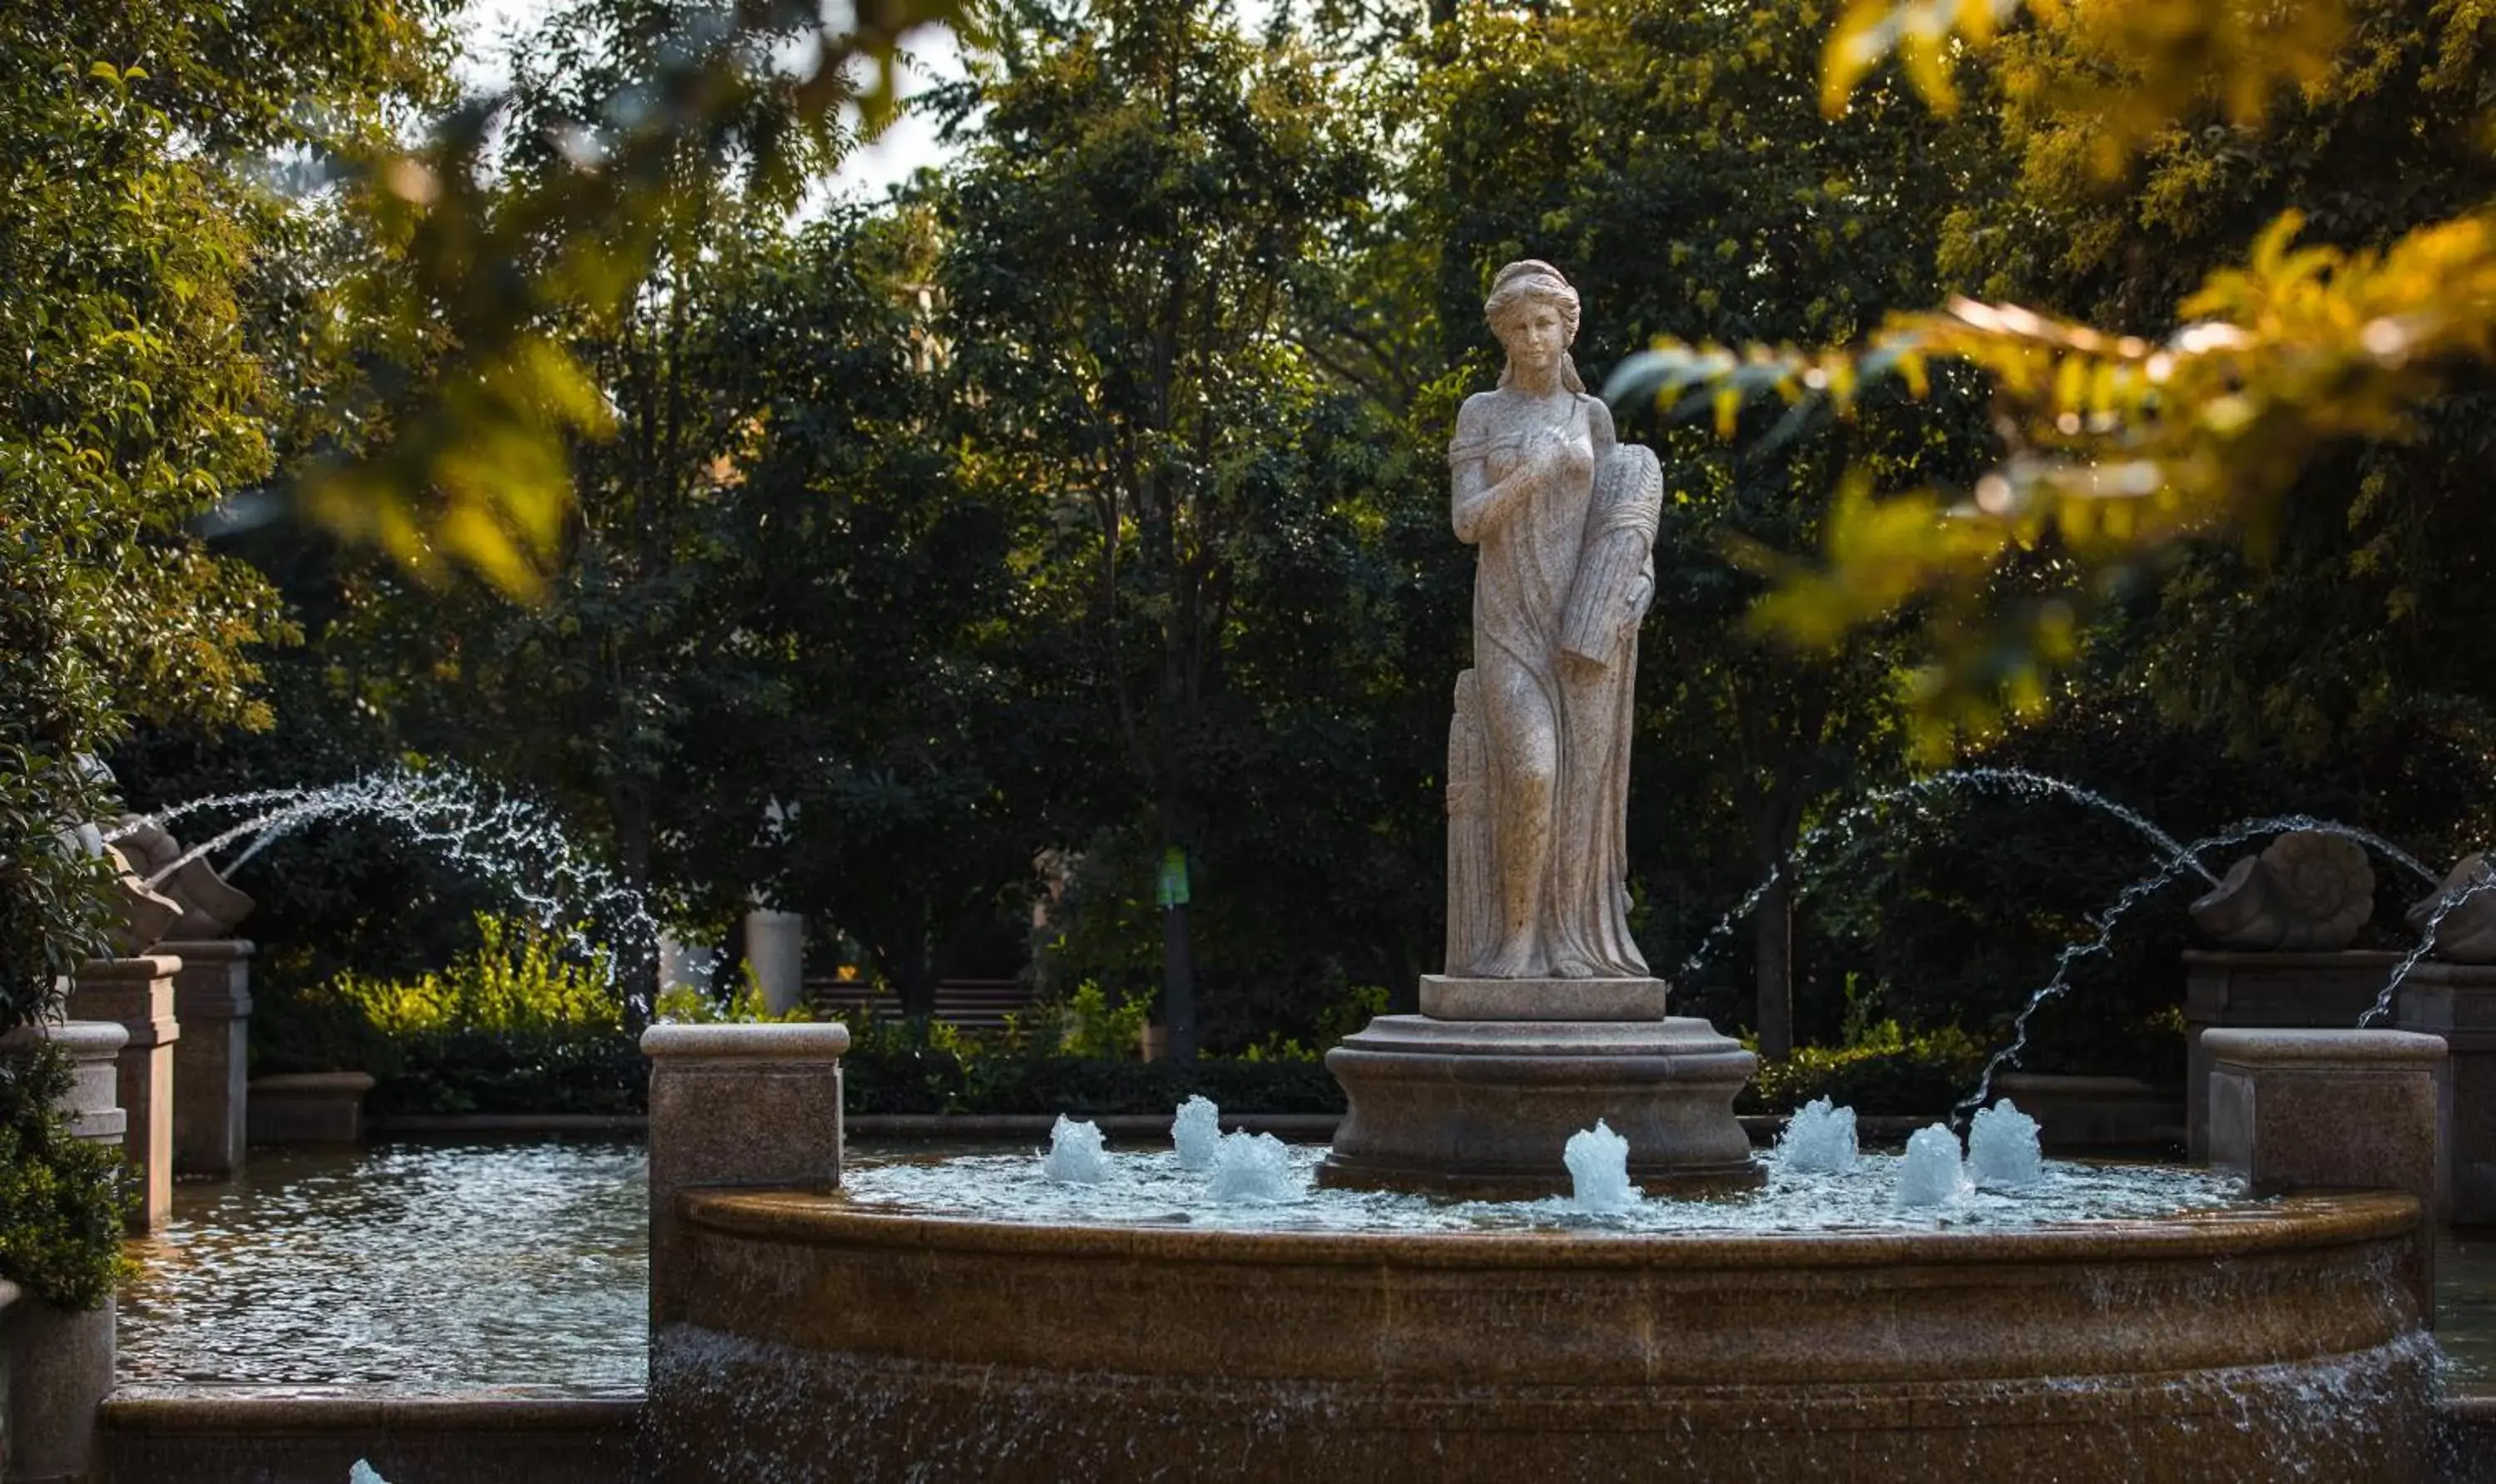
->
111, 816, 255, 940
2408, 853, 2496, 963
2188, 830, 2375, 952
1445, 260, 1661, 981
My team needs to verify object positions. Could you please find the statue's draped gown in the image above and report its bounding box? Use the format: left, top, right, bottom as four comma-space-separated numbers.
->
1447, 390, 1662, 979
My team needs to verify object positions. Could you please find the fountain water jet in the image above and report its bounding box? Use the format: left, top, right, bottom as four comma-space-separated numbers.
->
1562, 1119, 1635, 1212
1041, 1116, 1109, 1184
1775, 1097, 1859, 1175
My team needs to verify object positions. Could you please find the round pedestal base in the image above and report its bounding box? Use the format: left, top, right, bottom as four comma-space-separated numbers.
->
1318, 1013, 1760, 1198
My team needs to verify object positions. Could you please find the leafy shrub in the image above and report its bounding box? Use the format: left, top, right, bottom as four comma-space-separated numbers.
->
651, 964, 813, 1025
0, 1039, 135, 1308
1739, 1021, 1988, 1116
362, 1027, 646, 1118
324, 914, 618, 1035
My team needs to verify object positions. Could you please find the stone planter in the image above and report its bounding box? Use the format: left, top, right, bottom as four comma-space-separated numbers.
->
161, 938, 252, 1177
1988, 1072, 2181, 1152
0, 1286, 114, 1484
65, 955, 182, 1229
245, 1072, 375, 1145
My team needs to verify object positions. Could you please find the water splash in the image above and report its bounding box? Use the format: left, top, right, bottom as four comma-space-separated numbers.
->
1959, 813, 2434, 1120
1562, 1119, 1636, 1213
2359, 855, 2496, 1028
1206, 1130, 1297, 1204
1774, 1098, 1859, 1175
106, 766, 657, 995
1894, 1124, 1970, 1208
1042, 1116, 1110, 1185
1171, 1095, 1221, 1171
1676, 766, 2221, 982
1968, 1101, 2043, 1190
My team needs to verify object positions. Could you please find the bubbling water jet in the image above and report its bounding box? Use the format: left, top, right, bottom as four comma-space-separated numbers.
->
1042, 1116, 1110, 1185
1775, 1097, 1859, 1175
1171, 1095, 1221, 1171
1562, 1119, 1635, 1212
1968, 1100, 2043, 1190
1895, 1124, 1970, 1208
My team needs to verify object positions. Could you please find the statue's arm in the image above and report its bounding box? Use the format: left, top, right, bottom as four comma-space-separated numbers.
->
1449, 396, 1527, 545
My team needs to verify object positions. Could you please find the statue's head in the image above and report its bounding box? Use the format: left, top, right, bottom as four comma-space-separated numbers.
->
1484, 260, 1584, 393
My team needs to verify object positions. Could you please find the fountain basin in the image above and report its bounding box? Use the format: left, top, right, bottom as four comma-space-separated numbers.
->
644, 1185, 2435, 1482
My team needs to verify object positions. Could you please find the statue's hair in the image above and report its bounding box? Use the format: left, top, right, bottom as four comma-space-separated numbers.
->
1484, 260, 1586, 393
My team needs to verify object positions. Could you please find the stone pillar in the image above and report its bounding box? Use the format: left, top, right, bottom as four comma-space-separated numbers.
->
161, 937, 251, 1177
742, 908, 806, 1017
2183, 949, 2404, 1161
0, 1020, 131, 1148
641, 1023, 848, 1333
65, 955, 181, 1230
2205, 1027, 2445, 1315
2394, 960, 2496, 1223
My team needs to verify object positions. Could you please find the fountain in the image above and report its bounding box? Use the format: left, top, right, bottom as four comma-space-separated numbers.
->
1561, 1119, 1635, 1212
1040, 1115, 1109, 1184
634, 265, 2445, 1482
1967, 1100, 2044, 1190
1776, 1096, 1859, 1174
1893, 1123, 1970, 1206
1172, 1093, 1221, 1171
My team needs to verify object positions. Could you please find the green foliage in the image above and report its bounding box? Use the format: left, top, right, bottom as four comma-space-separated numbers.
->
1051, 982, 1151, 1060
304, 0, 971, 595
652, 965, 814, 1024
323, 914, 618, 1035
0, 1040, 136, 1309
1741, 1021, 1988, 1116
362, 1028, 646, 1118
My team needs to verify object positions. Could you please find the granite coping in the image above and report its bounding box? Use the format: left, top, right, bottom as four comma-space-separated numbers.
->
681, 1186, 2419, 1271
98, 1388, 643, 1432
2203, 1028, 2448, 1065
4, 1020, 130, 1056
249, 1072, 375, 1095
74, 955, 182, 982
641, 1022, 850, 1059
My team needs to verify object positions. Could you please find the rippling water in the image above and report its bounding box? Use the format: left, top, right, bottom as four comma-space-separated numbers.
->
839, 1143, 2259, 1235
119, 1138, 646, 1392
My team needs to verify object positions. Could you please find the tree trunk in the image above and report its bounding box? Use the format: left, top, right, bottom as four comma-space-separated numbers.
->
1755, 869, 1795, 1060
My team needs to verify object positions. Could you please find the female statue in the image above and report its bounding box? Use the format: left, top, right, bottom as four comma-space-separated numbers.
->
1444, 260, 1662, 981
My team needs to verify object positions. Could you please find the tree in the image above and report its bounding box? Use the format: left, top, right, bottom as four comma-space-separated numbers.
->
938, 0, 1379, 1056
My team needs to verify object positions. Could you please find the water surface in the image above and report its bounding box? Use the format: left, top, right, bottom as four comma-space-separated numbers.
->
120, 1137, 645, 1392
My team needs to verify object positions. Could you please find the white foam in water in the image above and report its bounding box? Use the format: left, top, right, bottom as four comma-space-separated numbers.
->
349, 1464, 389, 1484
1968, 1099, 2044, 1190
1894, 1124, 1970, 1207
1172, 1095, 1221, 1171
1041, 1115, 1110, 1184
1775, 1097, 1859, 1175
1562, 1119, 1636, 1213
1206, 1130, 1297, 1203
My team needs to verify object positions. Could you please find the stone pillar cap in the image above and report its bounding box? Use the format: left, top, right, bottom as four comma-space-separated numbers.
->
76, 954, 182, 979
2203, 1027, 2447, 1066
642, 1022, 850, 1060
155, 937, 255, 959
2, 1020, 130, 1056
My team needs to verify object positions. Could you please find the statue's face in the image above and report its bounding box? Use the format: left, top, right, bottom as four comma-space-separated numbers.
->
1498, 299, 1569, 377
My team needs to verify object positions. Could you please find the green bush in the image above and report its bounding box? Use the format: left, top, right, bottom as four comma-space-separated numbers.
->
0, 1040, 135, 1308
325, 914, 619, 1035
362, 1026, 645, 1118
1739, 1021, 1988, 1117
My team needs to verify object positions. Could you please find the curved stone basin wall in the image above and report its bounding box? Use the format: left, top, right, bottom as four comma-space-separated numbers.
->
644, 1189, 2434, 1483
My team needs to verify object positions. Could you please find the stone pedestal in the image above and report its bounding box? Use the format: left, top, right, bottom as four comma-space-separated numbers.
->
161, 938, 252, 1176
1320, 978, 1758, 1199
66, 955, 181, 1230
245, 1072, 374, 1145
642, 1022, 849, 1332
0, 1289, 112, 1484
2394, 960, 2496, 1223
2183, 949, 2403, 1160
